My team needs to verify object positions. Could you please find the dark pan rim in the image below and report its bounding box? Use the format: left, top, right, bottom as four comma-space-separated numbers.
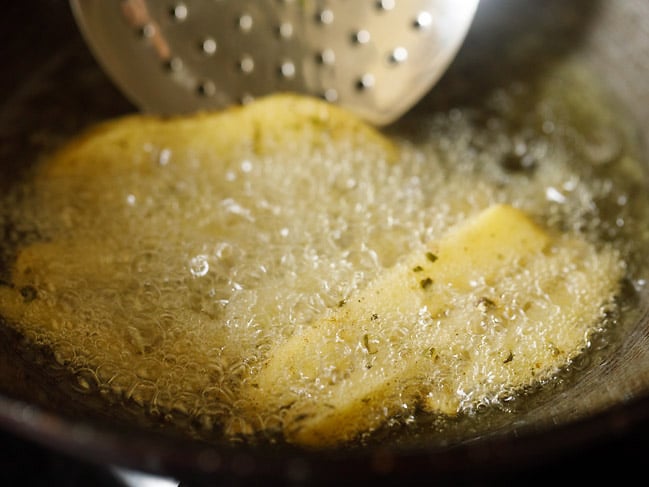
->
0, 385, 647, 484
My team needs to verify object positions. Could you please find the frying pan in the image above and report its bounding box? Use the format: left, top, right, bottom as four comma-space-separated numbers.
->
1, 0, 649, 485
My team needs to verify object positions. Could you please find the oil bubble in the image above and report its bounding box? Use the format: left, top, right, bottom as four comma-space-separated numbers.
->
190, 255, 210, 277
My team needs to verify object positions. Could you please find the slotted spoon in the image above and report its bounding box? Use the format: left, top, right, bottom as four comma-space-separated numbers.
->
69, 0, 479, 126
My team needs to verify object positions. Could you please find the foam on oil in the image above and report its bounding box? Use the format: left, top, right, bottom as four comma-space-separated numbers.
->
0, 61, 647, 446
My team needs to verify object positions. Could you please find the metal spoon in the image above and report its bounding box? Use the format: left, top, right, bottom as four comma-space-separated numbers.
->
69, 0, 479, 126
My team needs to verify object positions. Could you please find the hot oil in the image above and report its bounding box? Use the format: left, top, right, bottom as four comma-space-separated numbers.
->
377, 61, 649, 448
0, 54, 648, 450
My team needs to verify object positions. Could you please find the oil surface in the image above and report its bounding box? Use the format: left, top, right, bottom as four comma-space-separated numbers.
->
0, 57, 648, 449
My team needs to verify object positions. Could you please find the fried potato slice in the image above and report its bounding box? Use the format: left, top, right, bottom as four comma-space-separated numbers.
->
241, 204, 623, 447
37, 93, 397, 181
0, 94, 400, 428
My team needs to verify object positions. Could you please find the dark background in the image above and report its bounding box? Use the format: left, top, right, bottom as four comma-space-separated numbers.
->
1, 416, 649, 486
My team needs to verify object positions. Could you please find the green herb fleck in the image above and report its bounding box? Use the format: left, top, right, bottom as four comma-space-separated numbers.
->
478, 297, 496, 309
363, 334, 378, 354
412, 265, 424, 272
420, 277, 433, 289
427, 347, 439, 361
425, 252, 438, 263
19, 286, 37, 303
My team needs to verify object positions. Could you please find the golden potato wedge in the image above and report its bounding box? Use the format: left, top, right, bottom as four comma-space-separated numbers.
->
241, 204, 622, 446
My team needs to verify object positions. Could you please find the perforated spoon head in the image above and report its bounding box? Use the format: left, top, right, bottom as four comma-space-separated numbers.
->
70, 0, 479, 126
